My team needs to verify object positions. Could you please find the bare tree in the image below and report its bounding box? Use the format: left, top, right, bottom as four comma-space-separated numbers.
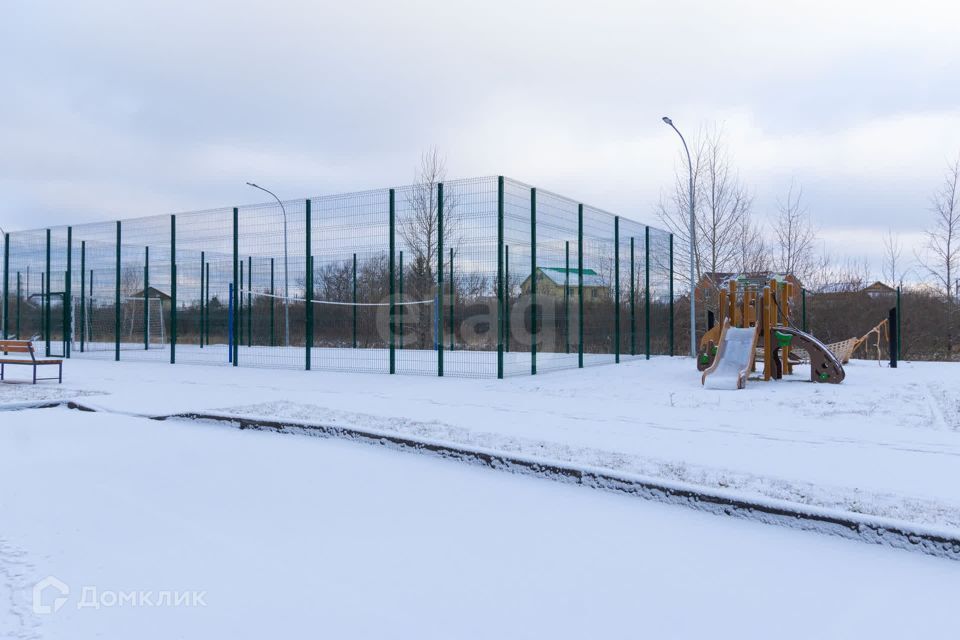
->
400, 148, 459, 346
656, 124, 754, 291
773, 180, 818, 280
734, 215, 768, 274
917, 156, 960, 301
882, 228, 907, 287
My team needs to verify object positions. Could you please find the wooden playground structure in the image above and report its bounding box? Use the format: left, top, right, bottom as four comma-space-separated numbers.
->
698, 276, 846, 385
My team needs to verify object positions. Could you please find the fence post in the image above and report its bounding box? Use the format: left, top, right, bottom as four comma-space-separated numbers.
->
614, 216, 620, 363
200, 252, 205, 348
144, 246, 149, 350
449, 247, 454, 352
669, 233, 674, 357
228, 283, 234, 363
170, 214, 177, 364
1, 231, 7, 340
497, 176, 504, 379
389, 188, 396, 373
352, 252, 358, 349
80, 242, 85, 351
437, 182, 444, 377
889, 306, 898, 368
305, 199, 312, 371
630, 235, 636, 357
16, 271, 22, 340
269, 257, 274, 347
530, 187, 537, 375
45, 228, 51, 356
247, 256, 253, 349
398, 249, 403, 352
239, 258, 244, 347
644, 226, 650, 360
66, 226, 72, 357
232, 207, 238, 367
802, 288, 807, 332
505, 245, 510, 353
115, 221, 121, 361
578, 204, 584, 368
896, 286, 902, 361
565, 240, 570, 354
205, 262, 210, 348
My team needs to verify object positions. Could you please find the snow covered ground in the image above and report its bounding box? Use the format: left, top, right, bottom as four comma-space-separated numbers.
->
2, 354, 958, 532
1, 407, 958, 639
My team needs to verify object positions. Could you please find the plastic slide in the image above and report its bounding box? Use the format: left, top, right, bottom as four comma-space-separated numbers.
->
701, 319, 760, 390
770, 326, 845, 383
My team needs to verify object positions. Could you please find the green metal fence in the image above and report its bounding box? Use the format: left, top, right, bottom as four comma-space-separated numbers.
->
1, 176, 674, 378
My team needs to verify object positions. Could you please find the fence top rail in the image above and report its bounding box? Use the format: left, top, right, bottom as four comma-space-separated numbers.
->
4, 174, 668, 238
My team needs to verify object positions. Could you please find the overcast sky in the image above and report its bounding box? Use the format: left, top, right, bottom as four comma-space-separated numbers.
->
3, 1, 959, 275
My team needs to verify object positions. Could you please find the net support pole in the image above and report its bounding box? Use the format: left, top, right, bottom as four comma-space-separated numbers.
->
578, 204, 584, 369
530, 187, 537, 375
170, 214, 177, 364
436, 182, 444, 377
630, 235, 636, 357
305, 199, 312, 371
247, 256, 252, 348
614, 215, 620, 364
449, 247, 454, 352
353, 253, 358, 349
389, 189, 396, 373
199, 251, 205, 348
565, 240, 570, 354
496, 176, 504, 379
228, 283, 234, 364
232, 207, 238, 367
144, 246, 149, 350
1, 231, 7, 340
398, 249, 403, 352
669, 233, 675, 356
66, 226, 72, 357
644, 226, 651, 360
45, 228, 51, 356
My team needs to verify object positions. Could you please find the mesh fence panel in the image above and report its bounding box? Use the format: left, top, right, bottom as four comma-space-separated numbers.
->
1, 176, 673, 378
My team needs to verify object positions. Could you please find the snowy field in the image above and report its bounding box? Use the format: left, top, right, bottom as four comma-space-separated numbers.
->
2, 406, 959, 639
5, 352, 959, 531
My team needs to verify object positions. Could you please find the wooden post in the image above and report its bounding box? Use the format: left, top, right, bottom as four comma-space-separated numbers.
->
763, 285, 772, 381
728, 279, 738, 327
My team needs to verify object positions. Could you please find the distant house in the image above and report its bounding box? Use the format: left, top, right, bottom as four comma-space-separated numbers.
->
128, 286, 172, 313
862, 281, 896, 298
520, 267, 609, 302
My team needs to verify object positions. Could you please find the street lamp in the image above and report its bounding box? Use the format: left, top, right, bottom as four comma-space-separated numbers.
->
245, 182, 290, 348
661, 116, 697, 359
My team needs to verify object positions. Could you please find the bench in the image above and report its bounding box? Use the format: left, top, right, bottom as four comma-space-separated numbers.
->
0, 340, 63, 384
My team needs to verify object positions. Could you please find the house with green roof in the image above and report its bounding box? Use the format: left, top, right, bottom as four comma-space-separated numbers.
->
520, 267, 610, 302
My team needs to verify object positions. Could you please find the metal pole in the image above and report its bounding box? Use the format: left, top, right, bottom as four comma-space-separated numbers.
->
669, 233, 674, 356
80, 242, 85, 351
630, 235, 636, 356
497, 176, 504, 379
66, 227, 72, 357
353, 253, 358, 349
247, 255, 252, 348
17, 271, 22, 339
200, 252, 205, 348
305, 199, 312, 370
614, 216, 620, 363
662, 117, 696, 357
578, 204, 584, 368
45, 229, 51, 356
2, 231, 9, 340
645, 226, 651, 360
565, 240, 570, 354
170, 215, 177, 364
389, 189, 396, 373
232, 207, 238, 367
505, 245, 510, 353
530, 187, 537, 375
246, 182, 289, 347
449, 247, 454, 352
437, 182, 444, 377
115, 221, 121, 361
269, 257, 274, 347
144, 246, 149, 350
398, 250, 404, 351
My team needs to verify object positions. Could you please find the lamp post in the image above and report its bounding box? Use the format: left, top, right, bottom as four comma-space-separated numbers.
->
245, 182, 290, 347
662, 116, 697, 359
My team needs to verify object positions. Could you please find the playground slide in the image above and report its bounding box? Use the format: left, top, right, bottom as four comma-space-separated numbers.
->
701, 320, 760, 390
770, 326, 845, 383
